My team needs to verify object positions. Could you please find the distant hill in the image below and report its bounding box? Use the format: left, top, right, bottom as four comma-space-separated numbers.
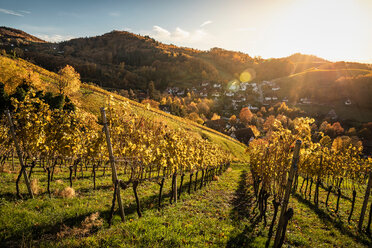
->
1, 26, 372, 123
0, 26, 46, 43
0, 28, 295, 91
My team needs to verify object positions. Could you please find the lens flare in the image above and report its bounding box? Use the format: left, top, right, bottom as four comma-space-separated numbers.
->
239, 68, 256, 83
227, 79, 239, 91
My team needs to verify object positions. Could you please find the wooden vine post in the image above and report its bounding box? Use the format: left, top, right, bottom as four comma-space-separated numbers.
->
358, 170, 372, 232
101, 107, 125, 222
273, 140, 301, 248
5, 110, 34, 199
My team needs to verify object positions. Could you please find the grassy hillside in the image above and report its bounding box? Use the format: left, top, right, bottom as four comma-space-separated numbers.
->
0, 54, 247, 160
1, 163, 370, 247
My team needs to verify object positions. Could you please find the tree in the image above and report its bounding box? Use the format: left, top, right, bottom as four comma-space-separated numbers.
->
57, 65, 81, 95
211, 113, 220, 120
148, 81, 156, 99
229, 115, 237, 125
0, 82, 10, 113
129, 89, 136, 100
239, 107, 253, 124
331, 122, 344, 136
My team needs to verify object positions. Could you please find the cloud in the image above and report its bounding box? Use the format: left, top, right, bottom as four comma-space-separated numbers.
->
174, 27, 190, 39
148, 25, 212, 48
200, 20, 212, 27
0, 8, 24, 17
153, 25, 171, 38
36, 34, 75, 42
19, 10, 31, 14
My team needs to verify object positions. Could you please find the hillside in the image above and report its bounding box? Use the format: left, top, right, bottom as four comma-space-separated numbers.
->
0, 54, 247, 160
1, 27, 372, 124
274, 68, 372, 122
0, 27, 295, 91
0, 26, 46, 44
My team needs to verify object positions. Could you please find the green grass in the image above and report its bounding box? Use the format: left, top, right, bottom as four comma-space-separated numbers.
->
1, 163, 371, 247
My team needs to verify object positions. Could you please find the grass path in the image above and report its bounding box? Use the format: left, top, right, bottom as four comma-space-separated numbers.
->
1, 165, 371, 247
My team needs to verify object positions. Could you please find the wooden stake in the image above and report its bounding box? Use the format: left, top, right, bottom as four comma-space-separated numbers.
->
358, 170, 372, 232
273, 140, 301, 248
5, 110, 33, 199
101, 107, 125, 222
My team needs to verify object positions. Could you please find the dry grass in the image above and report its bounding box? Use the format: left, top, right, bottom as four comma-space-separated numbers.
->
30, 179, 40, 195
56, 187, 76, 198
55, 179, 64, 184
57, 212, 103, 238
226, 167, 233, 173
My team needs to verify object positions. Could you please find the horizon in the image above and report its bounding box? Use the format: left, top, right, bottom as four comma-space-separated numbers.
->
1, 0, 371, 63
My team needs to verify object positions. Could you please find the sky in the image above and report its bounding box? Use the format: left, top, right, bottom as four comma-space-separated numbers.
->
1, 0, 371, 63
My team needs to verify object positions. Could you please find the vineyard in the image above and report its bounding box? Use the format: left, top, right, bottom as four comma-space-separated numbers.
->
0, 54, 372, 247
247, 117, 372, 246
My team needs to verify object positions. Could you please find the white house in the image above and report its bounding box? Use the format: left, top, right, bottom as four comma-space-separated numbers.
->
248, 104, 259, 110
213, 83, 221, 88
226, 91, 234, 97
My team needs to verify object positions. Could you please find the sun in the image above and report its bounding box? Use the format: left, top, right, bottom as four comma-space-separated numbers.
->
259, 0, 371, 61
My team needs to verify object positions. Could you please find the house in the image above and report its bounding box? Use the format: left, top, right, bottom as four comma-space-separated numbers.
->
265, 97, 272, 101
226, 91, 234, 97
240, 83, 248, 91
177, 90, 185, 96
263, 81, 274, 87
213, 83, 222, 88
282, 97, 288, 102
327, 109, 338, 120
159, 105, 170, 113
272, 87, 280, 91
211, 92, 220, 97
345, 99, 352, 105
300, 97, 311, 104
204, 119, 228, 133
233, 128, 255, 145
229, 84, 238, 91
166, 87, 179, 95
248, 104, 259, 110
201, 82, 209, 87
272, 96, 278, 101
200, 92, 208, 97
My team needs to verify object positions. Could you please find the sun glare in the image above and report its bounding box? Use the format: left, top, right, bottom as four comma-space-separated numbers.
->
257, 0, 371, 61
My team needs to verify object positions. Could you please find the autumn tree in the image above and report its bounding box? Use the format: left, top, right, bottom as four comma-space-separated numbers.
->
239, 107, 253, 125
211, 113, 220, 120
229, 115, 237, 125
57, 65, 80, 95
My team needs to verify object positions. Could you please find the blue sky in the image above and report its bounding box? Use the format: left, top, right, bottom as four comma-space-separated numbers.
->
1, 0, 371, 62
